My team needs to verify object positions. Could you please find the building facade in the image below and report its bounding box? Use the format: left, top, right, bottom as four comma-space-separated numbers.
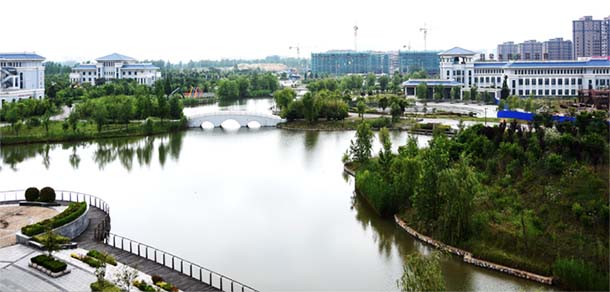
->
0, 53, 45, 107
543, 38, 573, 61
497, 42, 519, 61
439, 47, 610, 98
398, 51, 441, 76
573, 16, 607, 58
603, 16, 610, 57
311, 51, 390, 75
70, 53, 161, 86
518, 40, 544, 61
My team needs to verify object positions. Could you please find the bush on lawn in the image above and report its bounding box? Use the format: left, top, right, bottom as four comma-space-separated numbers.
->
30, 254, 67, 273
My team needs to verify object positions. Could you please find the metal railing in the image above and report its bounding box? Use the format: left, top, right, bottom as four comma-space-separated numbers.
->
189, 110, 282, 120
105, 233, 258, 292
0, 189, 112, 240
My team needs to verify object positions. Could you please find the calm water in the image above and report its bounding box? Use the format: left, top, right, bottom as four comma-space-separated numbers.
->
0, 98, 550, 291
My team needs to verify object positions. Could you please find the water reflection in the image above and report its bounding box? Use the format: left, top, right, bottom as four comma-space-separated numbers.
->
0, 133, 184, 171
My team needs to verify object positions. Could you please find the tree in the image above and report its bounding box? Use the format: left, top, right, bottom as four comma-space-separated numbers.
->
302, 92, 317, 123
42, 113, 51, 136
379, 75, 390, 92
117, 99, 133, 130
113, 265, 138, 292
438, 158, 479, 244
470, 85, 478, 101
157, 95, 169, 121
390, 102, 402, 123
92, 103, 107, 133
366, 73, 376, 90
41, 225, 61, 257
13, 120, 23, 136
413, 134, 450, 223
357, 100, 366, 119
434, 85, 444, 100
68, 111, 79, 133
348, 122, 373, 163
501, 75, 510, 99
378, 127, 393, 172
168, 96, 183, 119
379, 96, 389, 111
397, 251, 445, 292
416, 82, 428, 100
451, 86, 460, 100
274, 88, 296, 110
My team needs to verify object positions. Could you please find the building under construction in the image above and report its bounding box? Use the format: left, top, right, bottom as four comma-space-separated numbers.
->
578, 89, 610, 110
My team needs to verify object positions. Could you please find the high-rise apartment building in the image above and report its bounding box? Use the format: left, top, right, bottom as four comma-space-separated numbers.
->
497, 42, 519, 61
518, 40, 544, 60
543, 38, 573, 60
573, 16, 605, 58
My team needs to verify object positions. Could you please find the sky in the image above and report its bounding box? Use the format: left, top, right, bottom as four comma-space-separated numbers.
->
3, 0, 609, 62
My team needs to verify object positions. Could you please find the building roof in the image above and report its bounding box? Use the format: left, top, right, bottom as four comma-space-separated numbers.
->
402, 79, 462, 87
73, 64, 96, 70
121, 63, 159, 70
473, 59, 610, 68
95, 53, 136, 62
0, 53, 45, 61
439, 47, 477, 56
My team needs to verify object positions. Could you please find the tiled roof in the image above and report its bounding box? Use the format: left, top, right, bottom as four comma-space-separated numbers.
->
439, 47, 477, 56
402, 79, 462, 86
73, 64, 96, 70
473, 59, 610, 68
96, 53, 136, 61
121, 63, 159, 69
0, 53, 45, 60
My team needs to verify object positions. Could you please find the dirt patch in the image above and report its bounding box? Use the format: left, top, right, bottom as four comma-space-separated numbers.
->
0, 205, 59, 248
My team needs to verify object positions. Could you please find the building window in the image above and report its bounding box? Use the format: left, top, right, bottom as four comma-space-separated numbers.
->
538, 90, 542, 95
545, 89, 550, 95
518, 79, 523, 85
551, 89, 556, 95
558, 79, 563, 85
518, 90, 523, 95
551, 79, 556, 85
532, 79, 537, 85
558, 89, 563, 95
525, 79, 530, 85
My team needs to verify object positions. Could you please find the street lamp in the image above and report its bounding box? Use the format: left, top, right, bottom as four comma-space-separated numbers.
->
484, 108, 487, 126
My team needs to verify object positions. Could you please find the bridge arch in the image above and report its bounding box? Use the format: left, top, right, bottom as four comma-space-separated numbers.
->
187, 111, 285, 128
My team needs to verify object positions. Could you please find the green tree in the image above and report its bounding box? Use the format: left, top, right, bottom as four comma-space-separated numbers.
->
366, 73, 376, 90
41, 225, 61, 257
416, 82, 428, 100
168, 96, 183, 119
451, 86, 460, 100
379, 75, 390, 92
413, 134, 450, 223
501, 75, 510, 99
378, 127, 393, 172
357, 100, 366, 119
397, 251, 445, 292
274, 88, 296, 110
68, 110, 79, 133
379, 96, 389, 111
117, 99, 133, 130
390, 102, 402, 123
434, 85, 444, 100
348, 122, 374, 163
157, 95, 169, 121
470, 85, 478, 101
42, 113, 51, 136
92, 103, 107, 133
302, 92, 318, 123
438, 158, 479, 244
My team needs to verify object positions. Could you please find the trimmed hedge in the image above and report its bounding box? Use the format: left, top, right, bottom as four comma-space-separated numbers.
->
21, 202, 87, 236
25, 187, 40, 201
39, 187, 56, 203
87, 250, 117, 266
31, 254, 67, 273
32, 233, 70, 245
90, 279, 121, 292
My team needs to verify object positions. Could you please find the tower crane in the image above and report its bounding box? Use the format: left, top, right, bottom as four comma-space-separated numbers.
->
420, 24, 430, 51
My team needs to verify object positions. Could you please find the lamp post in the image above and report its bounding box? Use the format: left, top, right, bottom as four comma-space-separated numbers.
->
484, 107, 487, 126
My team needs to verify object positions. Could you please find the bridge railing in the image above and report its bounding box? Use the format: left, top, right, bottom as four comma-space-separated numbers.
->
105, 233, 258, 292
190, 110, 282, 119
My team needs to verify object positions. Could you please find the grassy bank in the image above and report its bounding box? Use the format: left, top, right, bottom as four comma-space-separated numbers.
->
278, 117, 420, 131
1, 120, 186, 145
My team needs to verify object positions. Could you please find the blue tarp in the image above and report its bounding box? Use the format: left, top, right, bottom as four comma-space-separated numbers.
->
497, 110, 576, 122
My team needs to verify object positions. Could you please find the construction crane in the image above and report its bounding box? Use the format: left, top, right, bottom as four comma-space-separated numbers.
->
402, 42, 411, 51
289, 45, 301, 59
353, 25, 359, 51
420, 23, 429, 51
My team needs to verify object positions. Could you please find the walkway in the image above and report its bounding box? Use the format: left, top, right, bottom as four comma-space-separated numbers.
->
74, 206, 219, 291
187, 111, 285, 128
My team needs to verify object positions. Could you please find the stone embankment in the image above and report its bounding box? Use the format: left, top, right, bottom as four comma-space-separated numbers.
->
394, 215, 554, 285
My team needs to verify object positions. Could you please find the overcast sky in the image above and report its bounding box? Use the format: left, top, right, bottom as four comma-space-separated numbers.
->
4, 0, 609, 62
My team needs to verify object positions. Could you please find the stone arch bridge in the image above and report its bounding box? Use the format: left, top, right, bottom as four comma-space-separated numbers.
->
187, 111, 285, 128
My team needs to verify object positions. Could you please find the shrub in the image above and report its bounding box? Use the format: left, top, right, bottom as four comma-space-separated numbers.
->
32, 233, 70, 245
553, 258, 609, 291
133, 280, 157, 292
31, 254, 67, 273
87, 250, 117, 266
25, 187, 40, 201
151, 275, 164, 284
27, 117, 41, 128
155, 281, 176, 292
90, 279, 121, 292
21, 202, 87, 236
39, 187, 56, 202
369, 117, 392, 129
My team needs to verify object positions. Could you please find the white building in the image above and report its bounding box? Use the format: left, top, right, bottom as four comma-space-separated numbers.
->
70, 53, 161, 86
0, 53, 45, 107
438, 47, 610, 98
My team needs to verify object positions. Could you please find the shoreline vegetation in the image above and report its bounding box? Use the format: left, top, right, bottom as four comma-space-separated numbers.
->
1, 119, 186, 146
344, 111, 609, 291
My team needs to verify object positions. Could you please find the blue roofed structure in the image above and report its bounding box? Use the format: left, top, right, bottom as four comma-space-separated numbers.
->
0, 53, 45, 60
95, 53, 136, 62
122, 64, 159, 69
439, 47, 477, 56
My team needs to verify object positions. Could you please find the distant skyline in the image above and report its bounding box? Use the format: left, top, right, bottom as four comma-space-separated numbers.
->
4, 0, 609, 62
